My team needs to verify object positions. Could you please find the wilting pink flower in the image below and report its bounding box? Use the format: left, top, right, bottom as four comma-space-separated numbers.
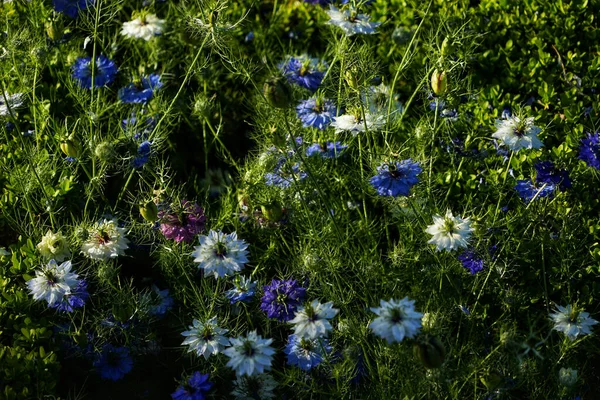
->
159, 200, 206, 243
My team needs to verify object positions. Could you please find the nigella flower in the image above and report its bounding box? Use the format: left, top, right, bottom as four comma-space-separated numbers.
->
119, 74, 163, 104
0, 92, 25, 117
231, 374, 278, 400
172, 372, 213, 400
226, 275, 257, 304
279, 54, 326, 91
36, 230, 71, 262
458, 249, 485, 275
284, 334, 331, 371
49, 279, 89, 312
501, 106, 512, 120
122, 114, 157, 139
27, 260, 79, 306
158, 200, 206, 243
326, 5, 381, 36
181, 317, 230, 360
260, 278, 306, 322
369, 297, 423, 343
330, 112, 385, 135
121, 13, 165, 41
578, 132, 600, 169
81, 219, 129, 261
425, 210, 474, 252
514, 180, 555, 203
93, 345, 133, 381
148, 286, 174, 317
289, 300, 339, 339
491, 116, 543, 151
296, 98, 337, 130
369, 159, 422, 197
132, 140, 152, 169
191, 230, 250, 279
550, 304, 598, 341
53, 0, 93, 18
362, 84, 404, 118
305, 142, 348, 158
71, 55, 118, 89
264, 162, 307, 188
224, 331, 276, 377
534, 161, 571, 190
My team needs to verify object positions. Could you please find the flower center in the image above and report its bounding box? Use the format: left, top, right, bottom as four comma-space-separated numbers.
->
242, 341, 255, 357
96, 229, 112, 245
214, 242, 228, 258
300, 338, 314, 353
390, 308, 404, 323
44, 271, 57, 286
107, 352, 121, 367
202, 327, 214, 341
443, 218, 456, 234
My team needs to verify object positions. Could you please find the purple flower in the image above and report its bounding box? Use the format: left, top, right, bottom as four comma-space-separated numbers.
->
71, 55, 117, 89
296, 98, 337, 130
132, 140, 152, 169
514, 180, 555, 203
93, 344, 133, 381
118, 74, 163, 104
458, 249, 485, 275
171, 371, 213, 400
53, 0, 93, 18
260, 278, 306, 321
159, 200, 207, 243
579, 132, 600, 170
369, 159, 422, 197
49, 280, 89, 312
306, 142, 347, 158
534, 161, 571, 190
280, 55, 326, 92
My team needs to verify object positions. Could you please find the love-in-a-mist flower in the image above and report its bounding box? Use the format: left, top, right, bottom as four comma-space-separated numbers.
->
49, 279, 89, 312
369, 297, 423, 343
148, 286, 174, 317
369, 159, 422, 197
534, 161, 571, 191
284, 334, 331, 371
81, 219, 129, 261
549, 304, 598, 341
37, 230, 71, 262
458, 249, 485, 275
0, 93, 25, 117
514, 180, 555, 203
159, 200, 206, 244
27, 259, 79, 306
330, 112, 385, 135
231, 374, 278, 400
53, 0, 93, 18
93, 344, 133, 381
224, 331, 276, 377
296, 98, 337, 130
279, 55, 326, 91
191, 230, 249, 278
260, 278, 307, 321
362, 84, 404, 118
226, 275, 257, 304
121, 13, 165, 41
119, 74, 163, 104
71, 55, 118, 89
289, 300, 339, 339
181, 317, 230, 360
172, 371, 213, 400
264, 162, 307, 188
491, 116, 543, 151
425, 210, 474, 252
578, 132, 600, 169
132, 140, 152, 169
305, 142, 348, 158
326, 6, 381, 36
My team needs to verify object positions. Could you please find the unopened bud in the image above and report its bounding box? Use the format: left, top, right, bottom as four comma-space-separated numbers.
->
431, 69, 447, 96
413, 335, 446, 369
45, 20, 64, 41
441, 37, 452, 57
260, 202, 283, 222
263, 77, 292, 109
344, 70, 359, 91
60, 139, 79, 158
139, 201, 159, 222
480, 371, 503, 390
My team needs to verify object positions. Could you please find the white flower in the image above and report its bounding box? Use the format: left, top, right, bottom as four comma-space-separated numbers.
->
192, 230, 249, 279
362, 84, 404, 118
224, 331, 275, 377
289, 300, 339, 339
425, 210, 474, 252
121, 14, 165, 41
369, 297, 423, 343
0, 92, 25, 116
330, 113, 385, 135
558, 367, 578, 387
37, 230, 71, 262
231, 373, 278, 400
181, 316, 230, 360
26, 260, 79, 305
550, 304, 598, 341
326, 6, 381, 36
81, 219, 129, 261
492, 116, 543, 151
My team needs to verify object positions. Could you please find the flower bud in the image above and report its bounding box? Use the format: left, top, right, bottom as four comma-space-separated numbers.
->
480, 371, 503, 390
139, 201, 159, 222
431, 69, 447, 96
344, 70, 359, 91
558, 367, 578, 387
441, 37, 452, 57
45, 20, 64, 42
263, 76, 292, 109
94, 141, 116, 162
60, 139, 79, 158
260, 202, 283, 222
413, 335, 446, 369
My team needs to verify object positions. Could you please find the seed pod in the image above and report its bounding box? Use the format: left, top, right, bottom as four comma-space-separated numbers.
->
413, 335, 446, 369
139, 201, 159, 222
431, 69, 447, 96
260, 202, 283, 222
60, 139, 79, 158
441, 37, 453, 57
94, 141, 116, 162
480, 371, 503, 391
263, 76, 292, 109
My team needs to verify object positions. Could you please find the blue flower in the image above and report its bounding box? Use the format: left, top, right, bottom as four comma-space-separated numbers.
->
118, 74, 163, 104
93, 345, 133, 381
534, 161, 571, 190
264, 162, 307, 188
304, 0, 332, 5
280, 55, 326, 92
296, 98, 337, 130
225, 275, 257, 304
53, 0, 93, 18
369, 159, 422, 197
149, 286, 174, 317
306, 142, 347, 158
132, 140, 152, 169
579, 131, 600, 170
260, 278, 306, 322
172, 371, 213, 400
458, 249, 484, 275
514, 180, 555, 203
122, 114, 157, 140
244, 32, 255, 42
284, 334, 331, 371
71, 55, 117, 89
501, 106, 512, 119
49, 280, 89, 312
